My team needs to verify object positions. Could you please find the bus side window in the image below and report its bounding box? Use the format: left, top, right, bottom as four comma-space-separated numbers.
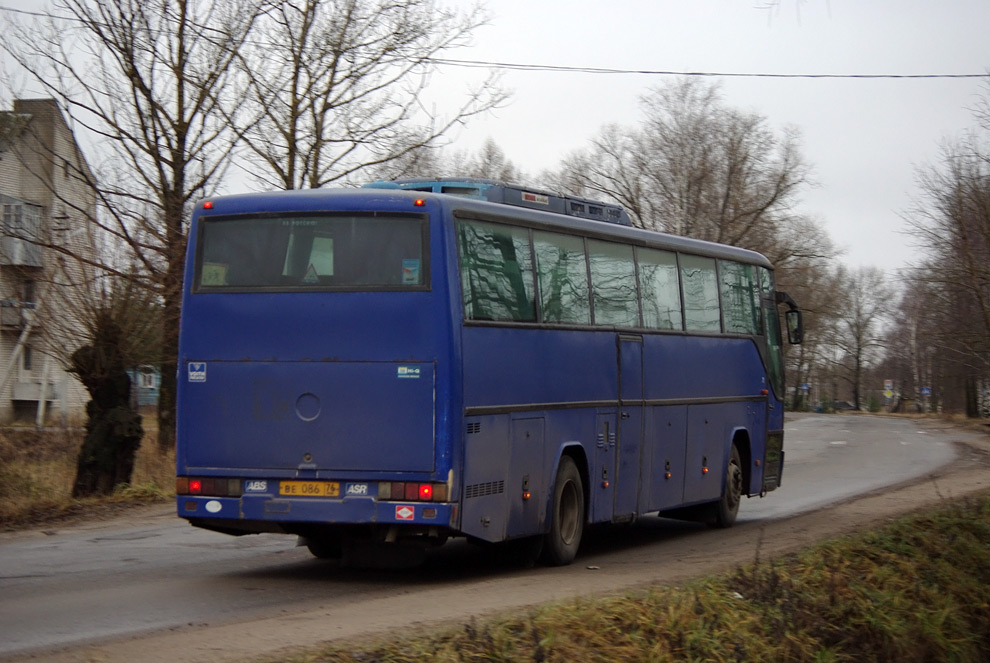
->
638, 247, 682, 331
680, 254, 720, 332
457, 220, 536, 322
588, 239, 637, 327
719, 260, 761, 335
534, 231, 591, 325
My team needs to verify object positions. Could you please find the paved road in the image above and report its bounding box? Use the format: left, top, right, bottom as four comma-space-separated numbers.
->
0, 414, 968, 660
742, 413, 957, 520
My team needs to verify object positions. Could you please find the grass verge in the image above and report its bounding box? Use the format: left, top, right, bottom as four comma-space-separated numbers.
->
274, 491, 990, 663
0, 425, 174, 530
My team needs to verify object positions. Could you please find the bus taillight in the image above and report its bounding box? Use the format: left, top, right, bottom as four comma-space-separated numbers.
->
378, 481, 447, 502
176, 477, 243, 497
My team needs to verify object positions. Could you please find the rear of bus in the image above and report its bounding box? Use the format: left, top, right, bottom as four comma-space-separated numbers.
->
175, 189, 459, 558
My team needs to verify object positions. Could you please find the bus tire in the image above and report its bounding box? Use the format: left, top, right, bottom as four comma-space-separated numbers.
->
710, 444, 743, 528
542, 455, 584, 566
303, 535, 343, 560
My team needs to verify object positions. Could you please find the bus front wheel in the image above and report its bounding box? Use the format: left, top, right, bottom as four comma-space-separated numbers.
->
710, 444, 743, 528
542, 455, 585, 566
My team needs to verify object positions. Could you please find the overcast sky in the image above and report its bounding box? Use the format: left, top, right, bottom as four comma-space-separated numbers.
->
2, 1, 987, 274
439, 0, 990, 273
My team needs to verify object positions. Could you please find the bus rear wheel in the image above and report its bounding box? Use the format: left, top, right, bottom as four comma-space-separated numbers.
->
710, 444, 743, 528
542, 455, 584, 566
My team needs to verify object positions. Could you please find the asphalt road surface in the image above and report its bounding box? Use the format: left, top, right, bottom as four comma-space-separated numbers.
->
0, 414, 983, 662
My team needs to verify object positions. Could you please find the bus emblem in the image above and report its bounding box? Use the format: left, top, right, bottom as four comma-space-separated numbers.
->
188, 362, 207, 382
397, 365, 421, 379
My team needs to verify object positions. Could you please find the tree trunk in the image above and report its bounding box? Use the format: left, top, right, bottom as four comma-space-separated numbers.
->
72, 402, 143, 498
70, 332, 144, 498
156, 189, 186, 452
965, 376, 979, 419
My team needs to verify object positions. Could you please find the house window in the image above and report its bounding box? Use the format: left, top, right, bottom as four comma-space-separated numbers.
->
18, 280, 35, 305
3, 204, 22, 232
22, 345, 32, 372
139, 367, 157, 388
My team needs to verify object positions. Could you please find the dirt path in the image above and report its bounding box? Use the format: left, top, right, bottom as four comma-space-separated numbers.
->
8, 422, 990, 663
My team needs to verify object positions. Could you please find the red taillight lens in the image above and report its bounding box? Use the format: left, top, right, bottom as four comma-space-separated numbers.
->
178, 477, 242, 497
378, 481, 447, 502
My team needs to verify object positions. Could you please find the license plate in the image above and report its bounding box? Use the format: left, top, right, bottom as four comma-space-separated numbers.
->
279, 481, 340, 497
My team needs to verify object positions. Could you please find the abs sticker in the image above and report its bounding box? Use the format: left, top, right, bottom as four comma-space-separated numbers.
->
244, 480, 268, 493
188, 362, 207, 382
397, 365, 421, 379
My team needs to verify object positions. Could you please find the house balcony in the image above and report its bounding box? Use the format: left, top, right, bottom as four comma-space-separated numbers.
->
12, 381, 57, 402
0, 302, 35, 329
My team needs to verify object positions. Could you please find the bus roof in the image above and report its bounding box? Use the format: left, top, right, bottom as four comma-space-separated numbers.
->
364, 177, 633, 227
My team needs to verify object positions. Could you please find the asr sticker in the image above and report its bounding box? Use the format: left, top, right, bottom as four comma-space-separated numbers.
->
188, 362, 207, 382
397, 365, 421, 379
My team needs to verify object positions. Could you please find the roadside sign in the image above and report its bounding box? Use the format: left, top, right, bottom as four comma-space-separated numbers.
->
800, 383, 810, 392
921, 386, 932, 397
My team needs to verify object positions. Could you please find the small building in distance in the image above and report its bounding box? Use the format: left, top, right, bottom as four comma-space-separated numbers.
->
0, 98, 94, 425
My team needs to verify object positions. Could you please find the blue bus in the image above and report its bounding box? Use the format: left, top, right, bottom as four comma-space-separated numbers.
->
175, 179, 802, 565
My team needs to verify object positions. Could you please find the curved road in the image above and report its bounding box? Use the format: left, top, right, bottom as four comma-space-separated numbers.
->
0, 414, 982, 661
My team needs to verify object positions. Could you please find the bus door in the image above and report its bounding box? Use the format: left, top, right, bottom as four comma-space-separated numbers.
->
614, 334, 644, 519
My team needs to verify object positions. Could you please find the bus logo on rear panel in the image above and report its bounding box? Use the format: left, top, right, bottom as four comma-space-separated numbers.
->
188, 362, 207, 382
397, 365, 421, 379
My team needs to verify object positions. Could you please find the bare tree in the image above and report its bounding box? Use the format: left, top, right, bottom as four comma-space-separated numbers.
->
556, 80, 811, 250
549, 78, 837, 392
67, 273, 161, 497
235, 0, 507, 190
365, 137, 529, 184
2, 0, 504, 448
1, 0, 260, 448
905, 141, 990, 369
882, 277, 944, 412
900, 77, 990, 416
830, 265, 894, 410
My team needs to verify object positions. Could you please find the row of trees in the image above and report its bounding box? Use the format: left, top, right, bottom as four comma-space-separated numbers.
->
886, 92, 990, 417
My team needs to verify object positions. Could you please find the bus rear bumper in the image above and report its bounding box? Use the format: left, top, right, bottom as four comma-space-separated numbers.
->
176, 495, 455, 528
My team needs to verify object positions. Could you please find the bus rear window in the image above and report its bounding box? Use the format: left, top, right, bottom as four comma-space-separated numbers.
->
194, 214, 427, 291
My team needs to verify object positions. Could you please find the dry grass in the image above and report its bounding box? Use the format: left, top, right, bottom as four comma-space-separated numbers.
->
0, 415, 174, 530
276, 491, 990, 663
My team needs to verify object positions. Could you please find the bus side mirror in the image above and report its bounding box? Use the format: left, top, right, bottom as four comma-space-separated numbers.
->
785, 309, 803, 345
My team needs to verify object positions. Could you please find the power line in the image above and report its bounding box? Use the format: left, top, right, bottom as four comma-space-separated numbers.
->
427, 57, 989, 80
2, 5, 987, 81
